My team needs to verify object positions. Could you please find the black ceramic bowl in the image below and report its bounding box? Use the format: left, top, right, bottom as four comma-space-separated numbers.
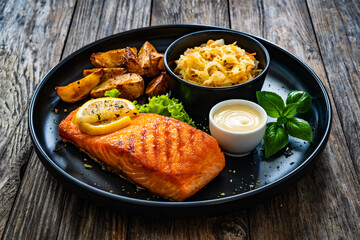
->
164, 30, 270, 118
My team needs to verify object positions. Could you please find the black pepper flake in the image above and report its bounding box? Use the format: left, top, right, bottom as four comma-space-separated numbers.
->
290, 162, 295, 165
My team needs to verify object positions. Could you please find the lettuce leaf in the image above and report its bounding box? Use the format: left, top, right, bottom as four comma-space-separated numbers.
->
104, 89, 121, 98
134, 94, 196, 127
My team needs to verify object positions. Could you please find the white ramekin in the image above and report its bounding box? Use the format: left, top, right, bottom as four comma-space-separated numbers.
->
209, 99, 267, 157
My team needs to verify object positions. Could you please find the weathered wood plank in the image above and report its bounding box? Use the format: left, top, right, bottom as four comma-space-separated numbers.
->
151, 0, 230, 28
3, 0, 151, 239
128, 214, 248, 240
307, 0, 360, 179
2, 150, 69, 239
0, 0, 76, 237
62, 0, 152, 58
58, 194, 128, 240
229, 0, 360, 239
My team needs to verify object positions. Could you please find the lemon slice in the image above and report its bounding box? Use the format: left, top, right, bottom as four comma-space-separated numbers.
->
78, 116, 131, 135
74, 97, 138, 124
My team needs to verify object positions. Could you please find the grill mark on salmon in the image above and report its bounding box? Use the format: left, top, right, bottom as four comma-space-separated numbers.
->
129, 133, 135, 153
176, 122, 182, 159
58, 111, 225, 201
164, 119, 170, 167
140, 127, 147, 162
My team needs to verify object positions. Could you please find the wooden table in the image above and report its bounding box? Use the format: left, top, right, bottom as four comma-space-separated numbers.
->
1, 0, 359, 239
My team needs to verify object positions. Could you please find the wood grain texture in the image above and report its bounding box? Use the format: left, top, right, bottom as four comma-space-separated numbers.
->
151, 0, 230, 28
128, 213, 249, 240
0, 0, 75, 237
62, 0, 151, 58
307, 0, 360, 178
57, 194, 127, 240
2, 0, 151, 239
229, 0, 360, 239
2, 152, 69, 239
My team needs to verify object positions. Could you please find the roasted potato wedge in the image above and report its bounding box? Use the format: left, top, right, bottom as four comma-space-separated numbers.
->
56, 69, 104, 103
90, 47, 144, 75
90, 73, 144, 100
83, 67, 127, 83
83, 67, 127, 77
145, 72, 169, 97
138, 41, 165, 77
156, 53, 165, 71
90, 47, 137, 67
122, 47, 145, 75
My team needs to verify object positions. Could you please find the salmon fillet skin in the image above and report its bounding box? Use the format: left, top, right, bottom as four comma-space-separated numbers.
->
58, 111, 225, 201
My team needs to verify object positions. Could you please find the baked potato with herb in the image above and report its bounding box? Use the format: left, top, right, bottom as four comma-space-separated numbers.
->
90, 47, 144, 75
138, 41, 165, 77
56, 69, 104, 103
145, 72, 169, 97
90, 73, 144, 100
83, 67, 127, 83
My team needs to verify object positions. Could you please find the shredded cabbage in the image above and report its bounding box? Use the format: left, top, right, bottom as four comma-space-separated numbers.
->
134, 94, 195, 127
174, 39, 262, 87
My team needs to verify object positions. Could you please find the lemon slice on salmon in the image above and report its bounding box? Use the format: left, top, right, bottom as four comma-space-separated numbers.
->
78, 116, 131, 135
74, 97, 138, 124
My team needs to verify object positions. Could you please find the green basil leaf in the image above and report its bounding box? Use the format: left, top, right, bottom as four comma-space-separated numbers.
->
264, 122, 288, 158
286, 91, 312, 113
285, 117, 312, 141
256, 91, 285, 118
283, 103, 298, 118
277, 117, 288, 126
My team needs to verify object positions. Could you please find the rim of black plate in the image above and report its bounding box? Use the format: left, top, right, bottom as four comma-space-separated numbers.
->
28, 24, 332, 208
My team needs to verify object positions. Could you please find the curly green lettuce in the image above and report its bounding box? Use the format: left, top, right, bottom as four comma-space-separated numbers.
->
104, 89, 121, 98
134, 94, 195, 127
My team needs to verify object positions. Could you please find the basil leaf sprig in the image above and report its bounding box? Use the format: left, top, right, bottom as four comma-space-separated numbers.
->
256, 90, 312, 158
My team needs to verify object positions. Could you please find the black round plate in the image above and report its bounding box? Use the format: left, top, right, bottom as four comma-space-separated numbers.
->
29, 24, 331, 218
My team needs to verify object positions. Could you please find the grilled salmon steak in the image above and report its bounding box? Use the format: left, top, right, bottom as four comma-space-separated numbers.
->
58, 111, 225, 201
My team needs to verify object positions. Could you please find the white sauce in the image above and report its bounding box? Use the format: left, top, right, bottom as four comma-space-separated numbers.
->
214, 105, 262, 132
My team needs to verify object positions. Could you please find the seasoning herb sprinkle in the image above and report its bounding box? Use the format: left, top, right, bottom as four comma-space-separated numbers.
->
84, 164, 93, 169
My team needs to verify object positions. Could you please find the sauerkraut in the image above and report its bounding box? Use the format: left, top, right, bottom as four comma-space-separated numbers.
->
174, 39, 262, 87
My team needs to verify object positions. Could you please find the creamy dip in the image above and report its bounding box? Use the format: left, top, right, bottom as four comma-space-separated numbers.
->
213, 105, 262, 132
